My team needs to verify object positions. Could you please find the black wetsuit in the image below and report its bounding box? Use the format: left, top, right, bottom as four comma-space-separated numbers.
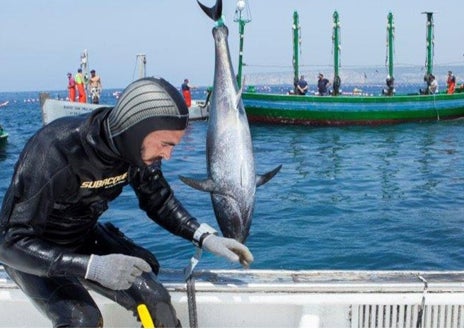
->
0, 108, 200, 327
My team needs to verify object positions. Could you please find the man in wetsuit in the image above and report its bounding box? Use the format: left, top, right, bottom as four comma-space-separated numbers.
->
0, 77, 253, 327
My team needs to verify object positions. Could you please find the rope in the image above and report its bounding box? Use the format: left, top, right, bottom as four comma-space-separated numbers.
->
416, 275, 428, 328
183, 248, 203, 328
186, 276, 198, 328
433, 93, 439, 121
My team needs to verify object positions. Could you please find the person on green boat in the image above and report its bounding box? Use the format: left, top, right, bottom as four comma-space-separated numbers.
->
382, 75, 395, 96
296, 75, 309, 95
428, 74, 438, 94
421, 73, 438, 95
0, 77, 253, 327
447, 71, 456, 94
317, 73, 331, 96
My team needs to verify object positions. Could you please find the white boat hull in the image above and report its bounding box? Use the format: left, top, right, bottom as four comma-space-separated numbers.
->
1, 266, 464, 328
41, 98, 101, 125
188, 99, 210, 122
40, 95, 209, 126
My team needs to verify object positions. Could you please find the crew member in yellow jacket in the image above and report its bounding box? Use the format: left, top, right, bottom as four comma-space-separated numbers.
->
75, 68, 87, 103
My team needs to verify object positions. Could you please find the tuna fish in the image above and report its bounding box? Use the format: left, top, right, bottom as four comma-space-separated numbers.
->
179, 0, 281, 243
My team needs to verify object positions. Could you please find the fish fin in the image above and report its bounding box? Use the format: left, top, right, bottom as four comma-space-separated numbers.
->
236, 76, 247, 111
256, 165, 282, 187
179, 175, 217, 193
197, 0, 222, 22
235, 85, 243, 110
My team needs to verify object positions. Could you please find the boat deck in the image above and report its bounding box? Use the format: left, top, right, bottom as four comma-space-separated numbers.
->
1, 266, 464, 327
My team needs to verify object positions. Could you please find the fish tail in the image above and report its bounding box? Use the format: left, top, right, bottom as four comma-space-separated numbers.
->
197, 0, 222, 22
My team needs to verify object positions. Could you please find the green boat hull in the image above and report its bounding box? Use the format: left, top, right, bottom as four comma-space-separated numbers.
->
0, 132, 8, 145
0, 125, 7, 143
242, 92, 464, 126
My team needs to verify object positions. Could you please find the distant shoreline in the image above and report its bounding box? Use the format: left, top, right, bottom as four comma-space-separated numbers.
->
0, 64, 462, 94
243, 64, 464, 86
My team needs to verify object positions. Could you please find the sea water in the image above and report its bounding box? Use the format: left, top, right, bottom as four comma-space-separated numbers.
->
0, 85, 463, 273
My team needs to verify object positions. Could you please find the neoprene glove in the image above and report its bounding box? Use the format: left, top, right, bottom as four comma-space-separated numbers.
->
85, 254, 152, 290
202, 235, 254, 268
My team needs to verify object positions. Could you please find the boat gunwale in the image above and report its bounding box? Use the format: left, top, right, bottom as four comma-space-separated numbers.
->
242, 91, 464, 103
3, 267, 464, 288
160, 269, 464, 292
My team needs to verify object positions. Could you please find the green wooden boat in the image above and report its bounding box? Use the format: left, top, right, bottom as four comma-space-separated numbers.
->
236, 11, 464, 126
242, 91, 464, 126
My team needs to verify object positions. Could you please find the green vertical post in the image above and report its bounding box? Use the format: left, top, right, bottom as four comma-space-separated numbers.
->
292, 11, 300, 94
332, 11, 341, 95
423, 12, 434, 76
234, 1, 251, 89
332, 11, 340, 79
383, 12, 395, 96
237, 19, 246, 88
387, 12, 394, 79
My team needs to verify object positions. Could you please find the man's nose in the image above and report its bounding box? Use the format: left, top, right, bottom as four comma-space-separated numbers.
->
163, 148, 174, 160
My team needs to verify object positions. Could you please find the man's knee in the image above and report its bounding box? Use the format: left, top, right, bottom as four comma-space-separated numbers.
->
152, 301, 180, 328
137, 273, 172, 305
51, 301, 103, 328
135, 274, 179, 327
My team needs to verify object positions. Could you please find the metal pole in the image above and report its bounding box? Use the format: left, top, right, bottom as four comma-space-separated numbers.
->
80, 49, 89, 103
136, 54, 146, 79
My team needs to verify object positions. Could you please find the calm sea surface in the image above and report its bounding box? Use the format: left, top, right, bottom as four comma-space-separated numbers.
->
1, 85, 463, 273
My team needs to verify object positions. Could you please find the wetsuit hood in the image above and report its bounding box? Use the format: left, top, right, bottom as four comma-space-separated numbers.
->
106, 77, 189, 167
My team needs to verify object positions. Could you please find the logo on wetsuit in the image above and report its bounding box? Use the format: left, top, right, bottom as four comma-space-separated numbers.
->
80, 172, 128, 189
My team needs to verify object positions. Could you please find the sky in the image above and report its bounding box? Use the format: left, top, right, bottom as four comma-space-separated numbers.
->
1, 0, 464, 92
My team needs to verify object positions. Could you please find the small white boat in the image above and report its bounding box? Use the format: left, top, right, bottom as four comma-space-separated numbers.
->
187, 99, 210, 121
40, 95, 209, 126
40, 52, 209, 126
40, 96, 102, 125
0, 101, 8, 108
1, 265, 464, 328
